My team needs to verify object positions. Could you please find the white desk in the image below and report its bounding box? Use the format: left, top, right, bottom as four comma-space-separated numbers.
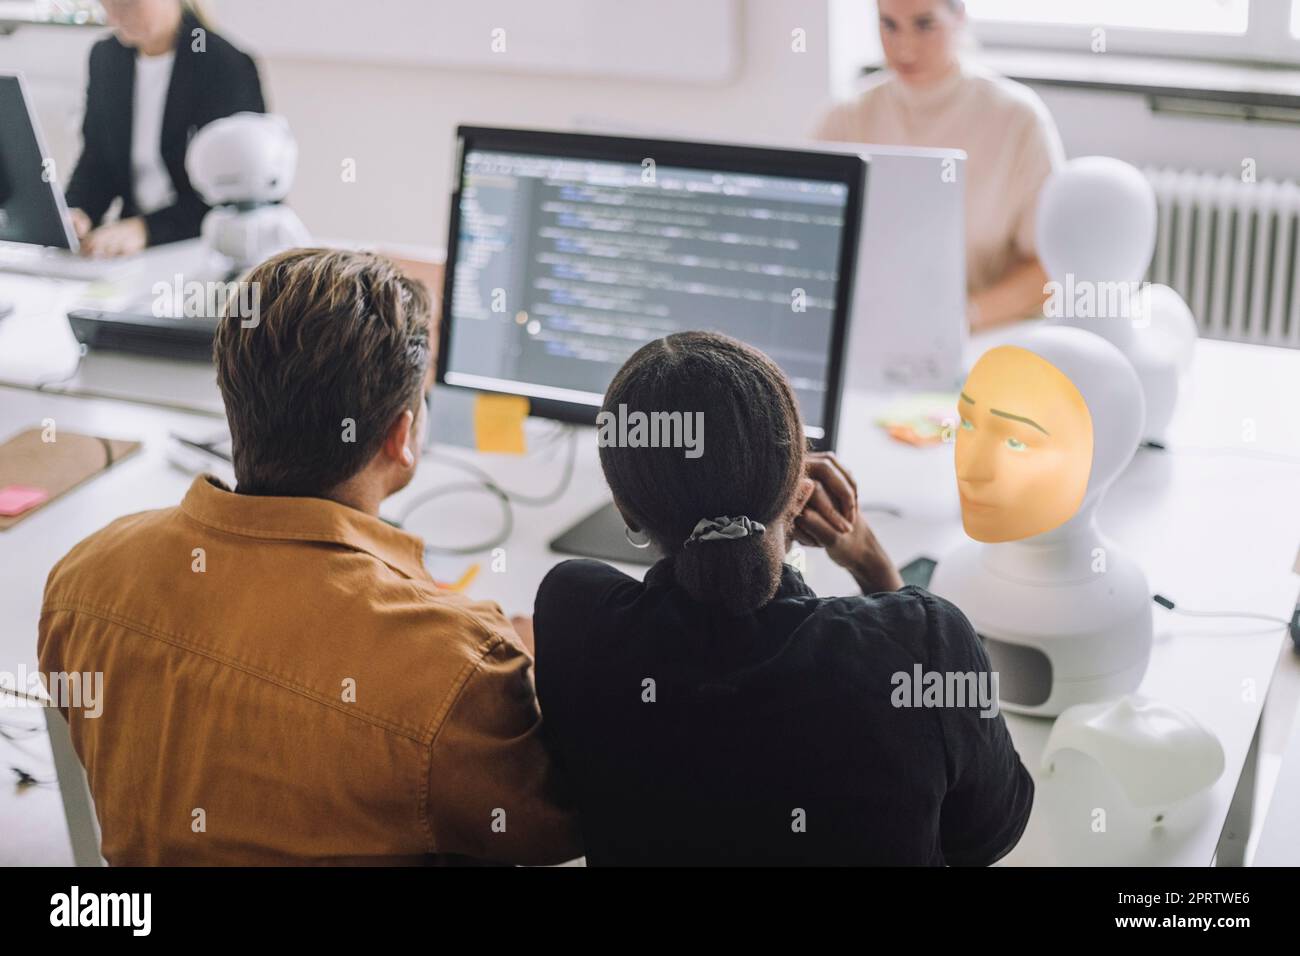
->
1254, 701, 1300, 865
1, 264, 1298, 865
0, 241, 226, 417
0, 238, 444, 418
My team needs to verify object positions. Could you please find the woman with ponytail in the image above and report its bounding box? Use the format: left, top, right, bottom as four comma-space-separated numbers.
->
534, 331, 1033, 865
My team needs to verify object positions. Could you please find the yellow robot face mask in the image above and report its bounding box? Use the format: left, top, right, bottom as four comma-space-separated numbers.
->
954, 345, 1094, 543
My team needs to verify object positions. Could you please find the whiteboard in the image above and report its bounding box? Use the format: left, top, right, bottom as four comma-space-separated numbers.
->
212, 0, 740, 84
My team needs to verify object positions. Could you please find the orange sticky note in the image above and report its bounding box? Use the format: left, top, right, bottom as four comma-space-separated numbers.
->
473, 394, 528, 455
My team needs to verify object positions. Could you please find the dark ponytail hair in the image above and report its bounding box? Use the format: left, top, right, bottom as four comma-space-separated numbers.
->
599, 331, 807, 616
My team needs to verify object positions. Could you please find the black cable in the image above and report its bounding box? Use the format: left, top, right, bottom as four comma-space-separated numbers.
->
427, 425, 578, 506
169, 432, 233, 462
405, 479, 514, 556
398, 426, 578, 555
0, 704, 57, 790
11, 766, 56, 789
0, 722, 44, 742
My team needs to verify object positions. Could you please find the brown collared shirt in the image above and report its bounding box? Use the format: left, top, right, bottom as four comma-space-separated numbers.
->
38, 476, 580, 866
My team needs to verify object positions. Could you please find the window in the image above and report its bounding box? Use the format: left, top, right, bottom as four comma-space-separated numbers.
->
0, 1, 104, 27
967, 0, 1248, 35
964, 0, 1300, 64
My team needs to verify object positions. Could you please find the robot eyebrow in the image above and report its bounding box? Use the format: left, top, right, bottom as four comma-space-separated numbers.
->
990, 408, 1049, 435
959, 391, 975, 404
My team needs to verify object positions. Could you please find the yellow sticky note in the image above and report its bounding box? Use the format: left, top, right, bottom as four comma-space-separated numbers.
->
473, 394, 528, 455
434, 563, 480, 593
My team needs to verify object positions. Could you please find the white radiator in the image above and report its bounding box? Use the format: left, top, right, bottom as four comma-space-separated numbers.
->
1145, 167, 1300, 349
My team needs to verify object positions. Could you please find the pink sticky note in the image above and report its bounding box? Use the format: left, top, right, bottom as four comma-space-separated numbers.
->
0, 485, 50, 517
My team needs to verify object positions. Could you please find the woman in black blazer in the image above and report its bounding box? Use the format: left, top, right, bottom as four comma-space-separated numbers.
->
66, 0, 264, 256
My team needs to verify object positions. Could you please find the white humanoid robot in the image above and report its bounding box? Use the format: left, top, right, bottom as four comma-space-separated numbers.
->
185, 112, 310, 274
1036, 157, 1197, 446
928, 325, 1152, 717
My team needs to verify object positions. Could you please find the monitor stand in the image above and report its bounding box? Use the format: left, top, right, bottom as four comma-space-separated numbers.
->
549, 499, 663, 566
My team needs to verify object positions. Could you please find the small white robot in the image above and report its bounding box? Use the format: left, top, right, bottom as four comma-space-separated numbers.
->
186, 112, 311, 273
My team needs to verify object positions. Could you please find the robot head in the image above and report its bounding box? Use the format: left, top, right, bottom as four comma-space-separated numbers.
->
955, 326, 1144, 543
186, 112, 298, 207
1036, 156, 1157, 287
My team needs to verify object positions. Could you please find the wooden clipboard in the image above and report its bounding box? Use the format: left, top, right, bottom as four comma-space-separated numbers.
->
0, 428, 141, 531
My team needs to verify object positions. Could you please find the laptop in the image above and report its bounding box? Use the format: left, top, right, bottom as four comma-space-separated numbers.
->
0, 72, 136, 282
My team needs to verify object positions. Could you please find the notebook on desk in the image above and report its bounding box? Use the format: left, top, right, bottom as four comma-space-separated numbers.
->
0, 427, 141, 530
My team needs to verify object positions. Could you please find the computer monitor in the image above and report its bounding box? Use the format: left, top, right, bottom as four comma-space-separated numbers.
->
568, 118, 969, 393
437, 126, 867, 451
832, 143, 966, 392
0, 73, 79, 251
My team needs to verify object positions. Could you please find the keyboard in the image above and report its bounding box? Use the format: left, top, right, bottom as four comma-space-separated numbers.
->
66, 308, 218, 362
0, 242, 137, 282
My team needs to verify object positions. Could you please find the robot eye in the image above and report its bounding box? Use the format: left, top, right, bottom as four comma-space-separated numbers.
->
1006, 437, 1028, 451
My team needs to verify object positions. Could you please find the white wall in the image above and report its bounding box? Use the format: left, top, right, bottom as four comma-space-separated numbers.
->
252, 0, 836, 246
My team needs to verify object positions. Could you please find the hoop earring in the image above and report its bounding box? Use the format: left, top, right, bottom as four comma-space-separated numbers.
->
624, 525, 652, 550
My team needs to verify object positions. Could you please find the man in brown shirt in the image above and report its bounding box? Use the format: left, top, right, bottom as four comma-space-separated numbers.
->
38, 248, 581, 865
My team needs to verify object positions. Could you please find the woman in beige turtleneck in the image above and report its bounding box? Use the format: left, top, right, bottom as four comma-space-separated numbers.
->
815, 0, 1064, 331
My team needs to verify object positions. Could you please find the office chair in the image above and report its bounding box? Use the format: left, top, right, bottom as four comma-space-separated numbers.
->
42, 706, 106, 867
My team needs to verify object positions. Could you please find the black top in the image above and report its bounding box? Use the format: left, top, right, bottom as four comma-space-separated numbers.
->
65, 10, 265, 247
534, 558, 1034, 866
